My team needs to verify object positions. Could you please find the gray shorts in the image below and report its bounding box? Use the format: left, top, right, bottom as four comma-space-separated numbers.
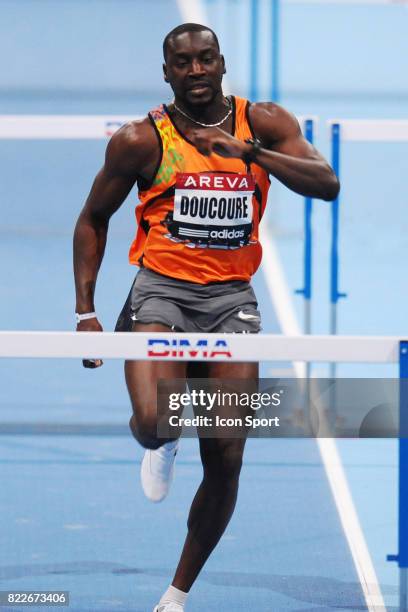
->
115, 267, 261, 334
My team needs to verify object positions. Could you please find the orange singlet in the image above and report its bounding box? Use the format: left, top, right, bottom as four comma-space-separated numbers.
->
129, 96, 270, 284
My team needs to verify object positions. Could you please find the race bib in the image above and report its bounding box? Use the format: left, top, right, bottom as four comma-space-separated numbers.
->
162, 172, 255, 249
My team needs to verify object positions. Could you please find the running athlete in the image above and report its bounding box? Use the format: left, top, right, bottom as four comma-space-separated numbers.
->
73, 23, 339, 612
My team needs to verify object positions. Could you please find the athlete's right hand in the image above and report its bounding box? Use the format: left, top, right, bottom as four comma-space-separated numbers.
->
76, 317, 104, 368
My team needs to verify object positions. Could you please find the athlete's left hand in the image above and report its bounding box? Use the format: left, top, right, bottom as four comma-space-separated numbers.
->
191, 127, 250, 160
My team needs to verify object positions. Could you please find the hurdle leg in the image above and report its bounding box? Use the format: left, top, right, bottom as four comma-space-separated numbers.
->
400, 344, 408, 611
388, 341, 408, 611
401, 567, 407, 611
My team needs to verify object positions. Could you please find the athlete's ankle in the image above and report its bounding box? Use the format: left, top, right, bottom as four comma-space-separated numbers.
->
159, 584, 188, 607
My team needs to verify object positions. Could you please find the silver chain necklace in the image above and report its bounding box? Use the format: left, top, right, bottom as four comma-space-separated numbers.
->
172, 98, 232, 128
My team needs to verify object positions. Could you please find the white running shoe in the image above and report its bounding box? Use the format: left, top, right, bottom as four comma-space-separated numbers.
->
153, 603, 184, 612
141, 440, 178, 503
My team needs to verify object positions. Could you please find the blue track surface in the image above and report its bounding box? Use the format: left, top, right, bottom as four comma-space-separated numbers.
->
1, 436, 373, 611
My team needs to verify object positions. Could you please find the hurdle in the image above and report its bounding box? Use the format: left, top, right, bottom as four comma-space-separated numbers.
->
328, 118, 408, 610
327, 118, 408, 350
295, 117, 315, 418
295, 118, 315, 341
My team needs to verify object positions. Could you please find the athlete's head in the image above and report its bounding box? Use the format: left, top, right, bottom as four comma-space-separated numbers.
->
163, 23, 226, 107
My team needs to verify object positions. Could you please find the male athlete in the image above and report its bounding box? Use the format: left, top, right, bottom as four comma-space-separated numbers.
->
73, 23, 339, 612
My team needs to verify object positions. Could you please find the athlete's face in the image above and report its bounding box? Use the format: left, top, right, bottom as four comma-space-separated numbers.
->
163, 31, 226, 106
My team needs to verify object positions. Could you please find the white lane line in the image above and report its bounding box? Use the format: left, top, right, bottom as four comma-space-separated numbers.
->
175, 0, 210, 24
259, 224, 306, 378
317, 438, 387, 610
260, 221, 386, 611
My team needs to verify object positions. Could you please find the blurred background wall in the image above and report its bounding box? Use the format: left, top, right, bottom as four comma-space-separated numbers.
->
1, 0, 407, 111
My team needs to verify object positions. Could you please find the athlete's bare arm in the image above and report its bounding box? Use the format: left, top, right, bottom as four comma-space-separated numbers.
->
73, 118, 159, 334
191, 102, 340, 201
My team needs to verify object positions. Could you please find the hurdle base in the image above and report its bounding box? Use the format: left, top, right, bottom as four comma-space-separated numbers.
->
387, 556, 408, 611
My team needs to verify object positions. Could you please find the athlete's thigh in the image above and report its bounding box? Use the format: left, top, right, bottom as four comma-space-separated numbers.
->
125, 323, 188, 416
208, 360, 258, 380
187, 360, 258, 379
204, 361, 258, 448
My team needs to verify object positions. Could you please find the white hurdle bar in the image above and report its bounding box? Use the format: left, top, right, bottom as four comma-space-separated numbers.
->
0, 115, 140, 140
327, 119, 408, 142
0, 114, 316, 140
0, 331, 401, 362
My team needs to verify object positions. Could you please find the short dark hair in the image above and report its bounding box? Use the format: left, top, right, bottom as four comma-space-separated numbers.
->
163, 23, 220, 60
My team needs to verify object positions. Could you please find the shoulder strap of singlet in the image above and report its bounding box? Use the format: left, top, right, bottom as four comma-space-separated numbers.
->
149, 104, 167, 124
233, 96, 256, 138
136, 105, 168, 195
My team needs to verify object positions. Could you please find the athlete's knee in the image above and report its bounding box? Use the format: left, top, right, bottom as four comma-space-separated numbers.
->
129, 413, 161, 449
203, 440, 244, 486
218, 445, 244, 481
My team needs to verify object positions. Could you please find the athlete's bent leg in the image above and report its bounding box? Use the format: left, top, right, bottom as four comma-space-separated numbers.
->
171, 361, 258, 591
126, 322, 186, 503
125, 323, 187, 450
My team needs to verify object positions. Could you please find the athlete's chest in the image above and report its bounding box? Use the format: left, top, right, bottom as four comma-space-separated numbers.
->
160, 170, 256, 250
